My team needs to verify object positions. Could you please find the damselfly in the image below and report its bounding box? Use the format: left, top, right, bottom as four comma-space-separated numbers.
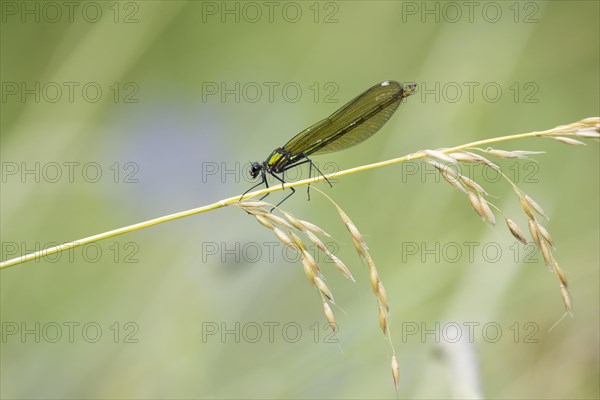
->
243, 80, 417, 206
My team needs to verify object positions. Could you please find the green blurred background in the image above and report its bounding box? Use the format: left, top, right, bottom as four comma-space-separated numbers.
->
1, 1, 598, 398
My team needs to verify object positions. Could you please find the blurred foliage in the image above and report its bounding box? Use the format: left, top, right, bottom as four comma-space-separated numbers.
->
1, 1, 598, 398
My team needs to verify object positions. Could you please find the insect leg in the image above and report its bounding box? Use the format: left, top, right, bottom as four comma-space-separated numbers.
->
241, 170, 269, 201
258, 170, 271, 201
307, 160, 312, 201
268, 170, 295, 211
302, 155, 332, 188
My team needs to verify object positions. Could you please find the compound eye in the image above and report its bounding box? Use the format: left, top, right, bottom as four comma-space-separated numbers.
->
250, 162, 261, 179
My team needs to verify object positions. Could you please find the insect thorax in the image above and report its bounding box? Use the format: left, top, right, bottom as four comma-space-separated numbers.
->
265, 147, 291, 173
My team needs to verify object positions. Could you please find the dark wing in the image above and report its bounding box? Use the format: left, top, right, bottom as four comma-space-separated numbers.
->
281, 81, 406, 156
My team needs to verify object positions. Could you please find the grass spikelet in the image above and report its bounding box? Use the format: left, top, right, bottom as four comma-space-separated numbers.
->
422, 149, 458, 164
314, 276, 335, 303
368, 258, 380, 293
535, 222, 555, 248
482, 148, 545, 159
539, 240, 554, 269
236, 201, 271, 209
505, 218, 528, 245
467, 191, 485, 218
263, 213, 294, 230
289, 231, 307, 251
450, 151, 501, 170
336, 207, 369, 260
442, 173, 468, 193
572, 129, 600, 139
559, 283, 574, 315
301, 248, 322, 276
281, 211, 330, 236
552, 261, 569, 287
537, 117, 598, 142
378, 302, 388, 335
428, 160, 459, 178
428, 160, 467, 193
479, 196, 496, 225
459, 175, 488, 196
304, 230, 328, 253
302, 257, 317, 286
280, 211, 306, 231
255, 214, 276, 230
329, 255, 356, 282
448, 151, 479, 163
518, 193, 536, 220
323, 302, 337, 332
378, 281, 389, 311
299, 219, 331, 237
525, 195, 549, 220
391, 354, 400, 387
305, 231, 355, 281
551, 136, 586, 145
273, 227, 295, 249
528, 219, 541, 246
